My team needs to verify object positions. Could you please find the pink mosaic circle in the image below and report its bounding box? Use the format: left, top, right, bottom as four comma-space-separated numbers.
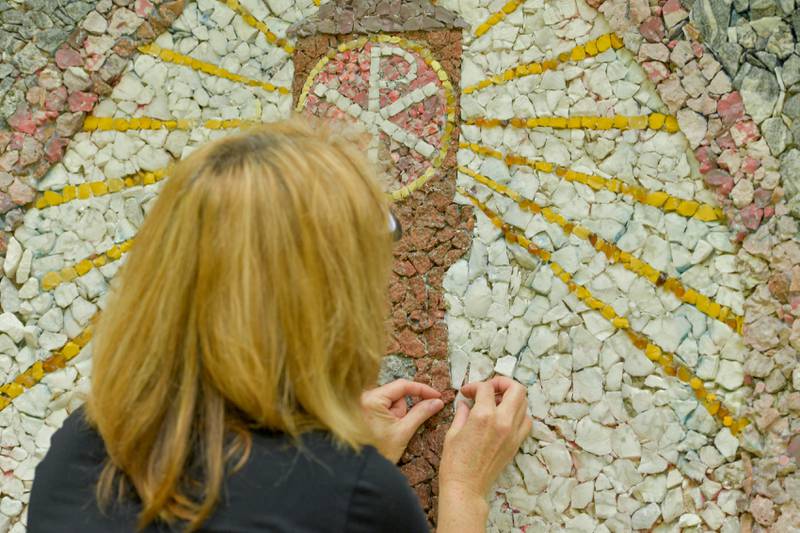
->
299, 39, 451, 196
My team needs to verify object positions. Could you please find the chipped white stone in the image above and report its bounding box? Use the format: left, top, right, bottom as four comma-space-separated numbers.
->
575, 417, 612, 455
0, 313, 24, 343
631, 503, 660, 530
714, 428, 739, 460
494, 355, 517, 377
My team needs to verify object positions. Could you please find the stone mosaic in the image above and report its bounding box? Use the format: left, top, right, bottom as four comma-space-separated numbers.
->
0, 0, 797, 531
296, 35, 456, 198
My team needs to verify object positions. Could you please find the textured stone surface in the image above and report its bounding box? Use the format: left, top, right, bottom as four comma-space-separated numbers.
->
0, 0, 798, 531
287, 0, 468, 38
0, 0, 187, 246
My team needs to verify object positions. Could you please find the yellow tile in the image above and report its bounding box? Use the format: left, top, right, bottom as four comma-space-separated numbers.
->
43, 190, 63, 206
597, 34, 611, 52
113, 118, 129, 131
82, 116, 98, 130
41, 271, 63, 291
4, 383, 24, 399
645, 344, 661, 361
78, 183, 92, 200
571, 46, 586, 61
629, 116, 648, 129
676, 200, 699, 216
646, 191, 668, 207
648, 113, 666, 130
665, 116, 680, 132
107, 178, 125, 193
683, 289, 698, 304
612, 317, 629, 329
62, 342, 80, 359
596, 117, 614, 129
62, 185, 76, 201
75, 259, 93, 276
60, 267, 78, 281
694, 204, 720, 221
663, 197, 680, 211
90, 181, 109, 196
601, 305, 617, 320
613, 116, 628, 129
30, 361, 44, 380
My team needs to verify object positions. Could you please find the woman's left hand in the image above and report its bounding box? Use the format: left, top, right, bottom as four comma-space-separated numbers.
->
361, 379, 445, 463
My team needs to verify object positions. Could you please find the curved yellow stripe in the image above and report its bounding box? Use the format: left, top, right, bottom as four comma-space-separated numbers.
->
458, 188, 749, 436
0, 320, 96, 411
461, 141, 724, 223
138, 44, 290, 95
82, 117, 260, 132
40, 240, 133, 292
474, 0, 525, 37
35, 169, 167, 210
465, 114, 680, 132
219, 0, 294, 55
459, 165, 742, 334
463, 32, 624, 94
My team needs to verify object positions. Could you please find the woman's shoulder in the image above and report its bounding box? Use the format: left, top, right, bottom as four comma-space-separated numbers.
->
228, 432, 429, 532
35, 407, 105, 474
346, 445, 431, 532
28, 407, 121, 532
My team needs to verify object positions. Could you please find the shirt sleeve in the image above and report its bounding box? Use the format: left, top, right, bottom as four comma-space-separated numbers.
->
344, 448, 430, 533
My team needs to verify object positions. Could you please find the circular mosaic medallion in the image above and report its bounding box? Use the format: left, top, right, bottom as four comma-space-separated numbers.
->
296, 36, 456, 201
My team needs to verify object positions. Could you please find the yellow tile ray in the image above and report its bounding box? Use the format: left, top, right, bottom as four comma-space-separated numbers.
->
458, 165, 743, 334
35, 169, 167, 210
474, 0, 526, 37
463, 32, 624, 94
219, 0, 295, 54
138, 44, 291, 95
465, 113, 680, 133
0, 320, 96, 412
40, 240, 133, 292
461, 141, 724, 223
82, 117, 260, 132
458, 188, 749, 435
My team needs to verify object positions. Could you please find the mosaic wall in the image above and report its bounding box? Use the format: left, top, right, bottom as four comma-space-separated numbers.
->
0, 0, 798, 531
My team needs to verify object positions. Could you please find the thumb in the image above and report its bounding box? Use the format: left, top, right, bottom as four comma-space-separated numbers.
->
397, 398, 444, 436
447, 401, 470, 435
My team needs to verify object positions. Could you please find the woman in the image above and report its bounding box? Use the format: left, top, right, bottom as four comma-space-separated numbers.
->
28, 120, 532, 532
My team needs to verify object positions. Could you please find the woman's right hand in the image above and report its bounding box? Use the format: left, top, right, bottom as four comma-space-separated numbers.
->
438, 376, 531, 528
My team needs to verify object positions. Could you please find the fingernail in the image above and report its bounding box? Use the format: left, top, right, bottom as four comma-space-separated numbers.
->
431, 399, 444, 411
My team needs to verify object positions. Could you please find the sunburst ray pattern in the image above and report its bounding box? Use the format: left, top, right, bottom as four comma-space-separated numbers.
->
0, 0, 760, 531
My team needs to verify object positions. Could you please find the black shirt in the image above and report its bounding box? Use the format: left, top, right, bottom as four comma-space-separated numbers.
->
29, 410, 430, 532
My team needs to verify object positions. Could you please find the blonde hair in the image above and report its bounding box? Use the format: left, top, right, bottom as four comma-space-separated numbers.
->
86, 119, 394, 530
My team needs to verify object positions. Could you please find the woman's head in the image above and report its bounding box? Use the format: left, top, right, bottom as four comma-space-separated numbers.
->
86, 119, 394, 529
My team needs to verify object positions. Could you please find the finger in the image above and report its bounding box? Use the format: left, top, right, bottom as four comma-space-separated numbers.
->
497, 381, 528, 422
397, 398, 444, 437
448, 401, 471, 434
376, 379, 442, 403
514, 416, 533, 447
388, 398, 408, 418
472, 381, 497, 412
461, 376, 517, 399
